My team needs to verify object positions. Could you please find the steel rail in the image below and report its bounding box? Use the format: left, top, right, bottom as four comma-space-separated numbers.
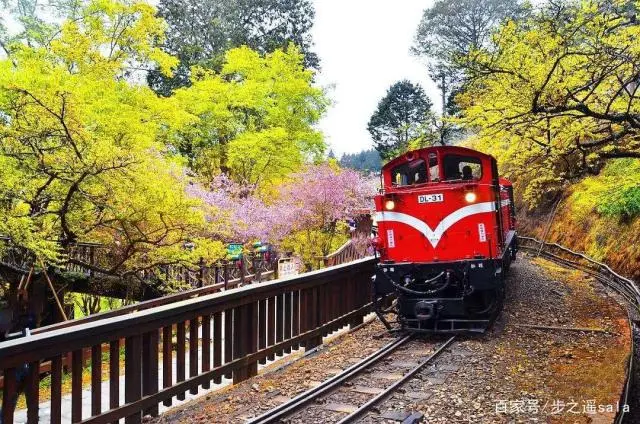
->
247, 334, 413, 424
519, 236, 640, 297
540, 251, 639, 307
336, 335, 457, 424
518, 236, 635, 424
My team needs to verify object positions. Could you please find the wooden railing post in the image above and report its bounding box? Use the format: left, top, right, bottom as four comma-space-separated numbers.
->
89, 245, 95, 277
258, 298, 267, 364
2, 367, 16, 424
330, 281, 340, 332
305, 287, 322, 350
71, 349, 83, 423
109, 340, 120, 423
276, 294, 284, 356
267, 296, 276, 360
142, 330, 159, 417
224, 309, 233, 379
292, 290, 300, 350
232, 302, 258, 383
161, 326, 172, 406
198, 258, 205, 288
349, 274, 365, 328
213, 312, 222, 384
189, 318, 199, 394
254, 255, 261, 283
176, 322, 186, 400
125, 334, 143, 424
318, 284, 327, 333
202, 314, 211, 389
91, 344, 102, 417
248, 302, 258, 377
284, 291, 292, 354
50, 355, 62, 424
26, 360, 40, 423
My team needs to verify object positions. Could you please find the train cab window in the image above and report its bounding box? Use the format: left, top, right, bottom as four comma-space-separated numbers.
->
392, 159, 427, 186
443, 155, 482, 181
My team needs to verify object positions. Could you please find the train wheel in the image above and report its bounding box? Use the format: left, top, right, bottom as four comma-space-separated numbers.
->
464, 286, 503, 318
493, 284, 505, 318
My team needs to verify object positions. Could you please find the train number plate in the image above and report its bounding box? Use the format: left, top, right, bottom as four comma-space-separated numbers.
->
418, 193, 443, 203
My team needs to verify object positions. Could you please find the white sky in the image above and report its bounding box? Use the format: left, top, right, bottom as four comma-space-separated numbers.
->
311, 0, 439, 156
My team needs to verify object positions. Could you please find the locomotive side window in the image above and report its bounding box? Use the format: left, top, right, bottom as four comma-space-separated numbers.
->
443, 155, 482, 181
392, 159, 427, 186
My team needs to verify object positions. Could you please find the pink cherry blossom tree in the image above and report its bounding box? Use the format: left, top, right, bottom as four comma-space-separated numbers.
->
186, 175, 295, 244
187, 164, 375, 268
275, 164, 375, 268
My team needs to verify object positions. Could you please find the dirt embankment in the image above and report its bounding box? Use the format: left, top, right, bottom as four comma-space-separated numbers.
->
518, 203, 640, 281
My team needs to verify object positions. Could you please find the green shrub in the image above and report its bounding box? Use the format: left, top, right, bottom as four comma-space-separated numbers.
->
569, 159, 640, 221
597, 186, 640, 220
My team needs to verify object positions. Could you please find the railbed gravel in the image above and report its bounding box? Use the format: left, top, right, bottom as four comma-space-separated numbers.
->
151, 254, 631, 423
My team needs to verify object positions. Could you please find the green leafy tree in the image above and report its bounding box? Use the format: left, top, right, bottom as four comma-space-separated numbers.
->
339, 149, 382, 172
0, 0, 95, 50
413, 0, 527, 61
149, 0, 319, 95
368, 80, 437, 161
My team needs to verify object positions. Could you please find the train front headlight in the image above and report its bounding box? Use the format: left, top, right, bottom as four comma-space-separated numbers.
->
384, 200, 395, 210
465, 192, 477, 203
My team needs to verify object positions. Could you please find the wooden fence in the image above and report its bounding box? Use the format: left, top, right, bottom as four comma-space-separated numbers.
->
0, 268, 274, 391
0, 257, 376, 424
323, 240, 365, 267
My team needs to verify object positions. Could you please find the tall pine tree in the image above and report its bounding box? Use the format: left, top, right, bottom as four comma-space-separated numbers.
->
367, 80, 436, 161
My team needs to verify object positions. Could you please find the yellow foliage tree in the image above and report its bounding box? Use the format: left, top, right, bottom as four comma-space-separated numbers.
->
0, 0, 224, 276
0, 0, 330, 295
172, 45, 328, 190
459, 0, 640, 207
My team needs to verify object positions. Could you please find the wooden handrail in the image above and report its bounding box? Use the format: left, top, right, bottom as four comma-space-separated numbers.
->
327, 240, 353, 257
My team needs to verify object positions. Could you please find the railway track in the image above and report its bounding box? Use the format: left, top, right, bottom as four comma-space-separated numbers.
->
519, 236, 637, 424
247, 237, 635, 424
248, 335, 457, 424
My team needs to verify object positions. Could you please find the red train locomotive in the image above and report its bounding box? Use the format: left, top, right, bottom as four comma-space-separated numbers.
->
372, 146, 517, 333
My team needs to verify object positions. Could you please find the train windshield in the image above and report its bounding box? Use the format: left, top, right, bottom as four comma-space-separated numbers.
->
443, 155, 482, 181
391, 153, 441, 186
392, 158, 427, 186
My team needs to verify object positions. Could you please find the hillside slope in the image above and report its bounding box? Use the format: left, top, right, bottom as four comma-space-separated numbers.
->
518, 160, 640, 280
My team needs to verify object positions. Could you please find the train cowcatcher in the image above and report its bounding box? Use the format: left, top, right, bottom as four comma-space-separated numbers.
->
372, 146, 517, 333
